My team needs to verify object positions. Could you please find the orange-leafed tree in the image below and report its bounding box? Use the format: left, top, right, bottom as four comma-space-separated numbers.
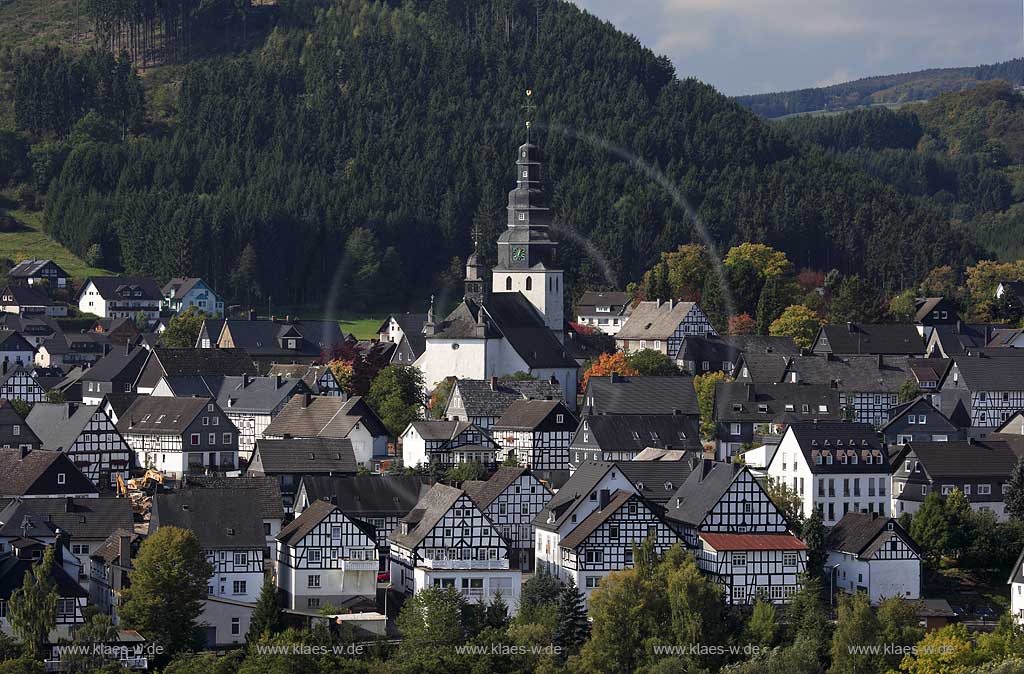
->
726, 313, 756, 335
583, 352, 638, 390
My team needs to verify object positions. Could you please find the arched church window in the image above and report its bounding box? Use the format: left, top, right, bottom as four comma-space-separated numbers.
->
506, 277, 512, 291
526, 277, 533, 291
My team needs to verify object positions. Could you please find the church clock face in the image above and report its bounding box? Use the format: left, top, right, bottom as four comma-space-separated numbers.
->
511, 247, 527, 263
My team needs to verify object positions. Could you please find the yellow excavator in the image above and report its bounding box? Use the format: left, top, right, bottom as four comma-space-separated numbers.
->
114, 473, 129, 498
128, 469, 165, 493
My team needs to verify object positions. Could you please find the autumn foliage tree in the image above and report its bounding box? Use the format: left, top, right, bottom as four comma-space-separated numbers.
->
726, 313, 757, 335
583, 352, 638, 389
769, 305, 823, 349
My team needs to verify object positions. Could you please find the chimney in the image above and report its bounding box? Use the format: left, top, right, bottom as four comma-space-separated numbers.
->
870, 511, 880, 520
54, 528, 66, 566
667, 299, 673, 310
489, 376, 498, 391
598, 489, 610, 510
19, 446, 29, 460
847, 322, 855, 334
303, 393, 312, 408
968, 436, 976, 445
118, 534, 131, 566
610, 372, 620, 384
248, 309, 256, 321
275, 374, 283, 388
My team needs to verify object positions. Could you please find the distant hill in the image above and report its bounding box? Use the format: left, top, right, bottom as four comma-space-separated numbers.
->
736, 59, 1024, 118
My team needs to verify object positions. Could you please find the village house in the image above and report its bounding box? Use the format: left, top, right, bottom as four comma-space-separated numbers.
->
765, 421, 891, 525
35, 332, 111, 368
275, 498, 379, 611
615, 300, 717, 361
399, 420, 498, 470
8, 259, 70, 291
390, 483, 521, 612
247, 437, 357, 511
77, 277, 162, 322
181, 475, 285, 563
0, 365, 46, 403
575, 291, 631, 335
811, 323, 925, 356
88, 529, 138, 623
491, 399, 577, 478
267, 363, 345, 397
0, 538, 86, 645
0, 285, 67, 317
936, 352, 1024, 432
826, 512, 921, 604
377, 313, 428, 366
134, 347, 257, 395
890, 439, 1018, 520
117, 396, 239, 479
463, 467, 552, 571
150, 489, 264, 603
153, 373, 310, 460
664, 461, 807, 605
161, 277, 224, 316
0, 400, 40, 451
0, 448, 98, 500
880, 396, 964, 446
581, 374, 701, 422
569, 414, 700, 467
0, 330, 38, 368
0, 314, 59, 348
262, 395, 388, 468
27, 402, 132, 489
81, 345, 149, 405
443, 377, 563, 429
200, 317, 348, 373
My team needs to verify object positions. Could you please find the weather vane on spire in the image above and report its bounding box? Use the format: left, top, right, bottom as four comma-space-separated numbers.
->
523, 89, 535, 142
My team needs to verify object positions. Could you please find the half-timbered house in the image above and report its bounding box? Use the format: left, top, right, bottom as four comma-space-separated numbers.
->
663, 460, 806, 604
276, 499, 379, 611
117, 396, 239, 479
88, 529, 137, 623
399, 420, 498, 469
182, 476, 285, 564
569, 414, 700, 468
0, 366, 45, 403
0, 539, 86, 643
246, 437, 357, 511
8, 259, 70, 290
134, 347, 257, 395
0, 448, 98, 499
263, 395, 388, 468
826, 512, 921, 604
27, 402, 132, 489
766, 421, 890, 525
615, 300, 718, 360
463, 467, 551, 571
444, 377, 564, 429
267, 364, 345, 397
390, 483, 521, 612
80, 345, 149, 405
151, 490, 264, 603
491, 400, 577, 478
937, 352, 1024, 431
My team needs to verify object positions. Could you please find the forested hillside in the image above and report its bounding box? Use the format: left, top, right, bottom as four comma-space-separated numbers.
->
781, 81, 1024, 260
736, 58, 1024, 118
0, 0, 979, 311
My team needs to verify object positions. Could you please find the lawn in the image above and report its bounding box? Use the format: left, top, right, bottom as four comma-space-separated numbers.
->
0, 209, 113, 280
266, 304, 384, 341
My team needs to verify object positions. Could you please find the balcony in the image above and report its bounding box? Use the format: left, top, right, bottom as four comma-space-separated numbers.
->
340, 559, 379, 572
420, 558, 508, 570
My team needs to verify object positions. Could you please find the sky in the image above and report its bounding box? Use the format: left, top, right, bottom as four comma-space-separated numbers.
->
571, 0, 1024, 96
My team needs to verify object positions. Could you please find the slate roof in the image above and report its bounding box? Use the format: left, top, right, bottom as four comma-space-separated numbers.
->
0, 285, 59, 306
826, 512, 918, 559
161, 277, 204, 298
390, 483, 464, 550
79, 277, 162, 302
0, 314, 59, 340
785, 421, 888, 473
220, 319, 347, 357
0, 449, 97, 497
0, 330, 36, 353
738, 353, 914, 392
720, 335, 799, 355
617, 300, 698, 340
486, 294, 578, 369
150, 489, 265, 549
576, 291, 629, 313
117, 396, 219, 435
137, 347, 257, 389
158, 374, 307, 414
533, 461, 614, 530
582, 375, 699, 416
266, 364, 336, 393
666, 460, 744, 526
101, 393, 138, 420
39, 332, 110, 356
574, 414, 700, 451
181, 475, 284, 520
9, 259, 68, 279
250, 438, 357, 474
0, 399, 39, 448
617, 460, 697, 503
493, 399, 571, 431
263, 395, 387, 439
449, 378, 563, 418
900, 440, 1018, 478
90, 528, 138, 566
276, 498, 376, 547
947, 354, 1024, 391
407, 420, 475, 441
558, 490, 634, 549
81, 345, 149, 383
713, 383, 841, 423
462, 467, 532, 509
928, 323, 1001, 356
677, 336, 739, 366
879, 396, 957, 433
0, 551, 87, 600
377, 313, 428, 337
27, 403, 108, 452
298, 475, 432, 517
0, 496, 133, 541
817, 323, 925, 355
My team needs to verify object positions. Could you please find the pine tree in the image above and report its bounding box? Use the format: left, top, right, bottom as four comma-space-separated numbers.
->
246, 577, 283, 644
755, 275, 787, 335
701, 269, 726, 332
801, 508, 827, 579
1006, 459, 1024, 522
744, 599, 777, 647
8, 545, 58, 659
553, 576, 588, 654
485, 591, 509, 630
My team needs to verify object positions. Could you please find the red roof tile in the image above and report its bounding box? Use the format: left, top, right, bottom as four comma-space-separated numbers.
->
700, 533, 806, 551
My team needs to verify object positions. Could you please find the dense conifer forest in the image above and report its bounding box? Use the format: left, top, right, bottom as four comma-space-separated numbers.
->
0, 0, 989, 312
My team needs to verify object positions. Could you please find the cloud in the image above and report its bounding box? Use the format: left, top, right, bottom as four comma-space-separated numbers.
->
571, 0, 1024, 95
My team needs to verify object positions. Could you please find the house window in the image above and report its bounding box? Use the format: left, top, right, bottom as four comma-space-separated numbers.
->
208, 433, 216, 445
783, 552, 798, 567
732, 552, 747, 567
731, 423, 741, 436
585, 549, 604, 563
57, 472, 66, 485
223, 433, 232, 445
584, 576, 600, 589
231, 617, 240, 635
12, 425, 18, 436
232, 580, 247, 595
308, 575, 321, 588
57, 599, 76, 617
308, 549, 322, 563
609, 526, 620, 540
191, 434, 200, 446
331, 526, 341, 542
233, 552, 246, 566
307, 598, 320, 609
979, 484, 992, 496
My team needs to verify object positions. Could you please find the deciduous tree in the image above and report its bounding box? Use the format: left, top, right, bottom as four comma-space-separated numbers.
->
769, 304, 823, 349
7, 545, 58, 659
366, 364, 423, 436
583, 352, 638, 390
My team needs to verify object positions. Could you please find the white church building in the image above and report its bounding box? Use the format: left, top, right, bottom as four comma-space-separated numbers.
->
414, 140, 579, 408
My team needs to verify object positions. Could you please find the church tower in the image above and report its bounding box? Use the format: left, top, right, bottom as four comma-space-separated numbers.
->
492, 91, 564, 338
